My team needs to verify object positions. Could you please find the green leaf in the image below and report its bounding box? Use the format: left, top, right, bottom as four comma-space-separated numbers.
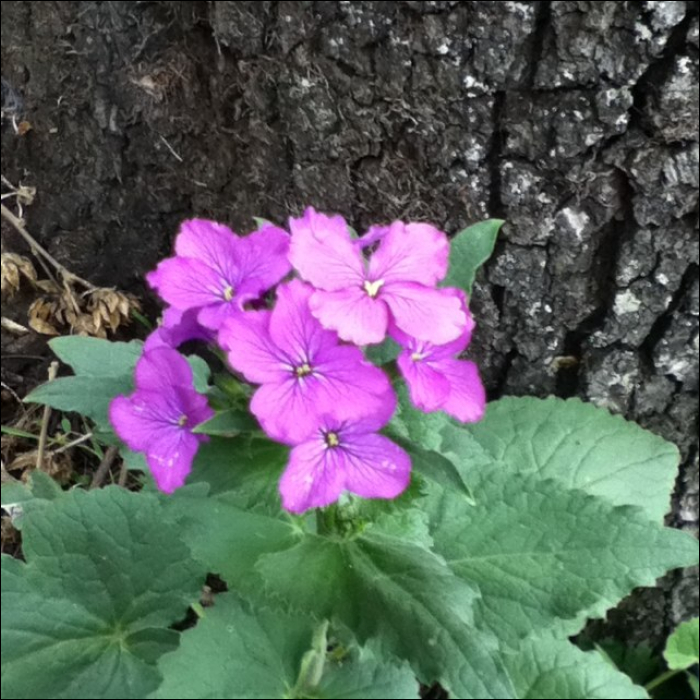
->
1, 487, 204, 699
428, 471, 699, 649
188, 436, 288, 508
164, 487, 301, 594
255, 516, 515, 699
315, 644, 419, 699
506, 634, 649, 699
365, 338, 401, 365
150, 594, 419, 699
665, 619, 699, 671
192, 408, 259, 436
49, 336, 143, 377
390, 433, 475, 503
687, 670, 699, 699
444, 219, 503, 294
0, 471, 62, 529
461, 396, 681, 522
24, 337, 143, 429
24, 375, 132, 429
186, 354, 211, 393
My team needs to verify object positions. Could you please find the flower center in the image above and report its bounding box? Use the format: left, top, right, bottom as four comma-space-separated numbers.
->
177, 414, 188, 427
363, 279, 384, 298
223, 285, 235, 302
294, 362, 313, 378
410, 352, 428, 362
324, 431, 340, 448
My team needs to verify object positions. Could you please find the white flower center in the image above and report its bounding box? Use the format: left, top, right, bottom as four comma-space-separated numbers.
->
363, 279, 384, 298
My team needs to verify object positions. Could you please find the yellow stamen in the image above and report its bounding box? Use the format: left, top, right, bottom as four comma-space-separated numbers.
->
325, 432, 340, 448
410, 352, 427, 362
295, 363, 313, 378
363, 279, 384, 298
223, 285, 234, 301
177, 414, 188, 427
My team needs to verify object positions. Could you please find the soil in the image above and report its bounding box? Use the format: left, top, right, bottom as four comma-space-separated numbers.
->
1, 0, 698, 646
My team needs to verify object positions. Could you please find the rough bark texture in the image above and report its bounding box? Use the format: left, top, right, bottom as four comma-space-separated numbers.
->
2, 1, 698, 646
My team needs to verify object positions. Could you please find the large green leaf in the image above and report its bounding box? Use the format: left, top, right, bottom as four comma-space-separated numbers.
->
444, 219, 504, 294
665, 618, 699, 671
428, 471, 699, 649
460, 397, 680, 522
150, 594, 419, 699
24, 337, 142, 429
255, 514, 515, 699
188, 436, 288, 509
24, 375, 132, 429
1, 487, 203, 699
506, 635, 649, 699
49, 336, 143, 377
0, 471, 63, 529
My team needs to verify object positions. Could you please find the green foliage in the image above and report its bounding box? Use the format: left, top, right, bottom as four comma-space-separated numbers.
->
1, 487, 204, 699
665, 619, 699, 671
443, 219, 504, 294
8, 221, 698, 700
505, 634, 650, 699
150, 594, 419, 699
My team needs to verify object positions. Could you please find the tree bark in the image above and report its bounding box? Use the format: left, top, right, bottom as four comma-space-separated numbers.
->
2, 0, 698, 646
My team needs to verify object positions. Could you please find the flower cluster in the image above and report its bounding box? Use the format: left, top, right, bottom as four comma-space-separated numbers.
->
110, 209, 485, 512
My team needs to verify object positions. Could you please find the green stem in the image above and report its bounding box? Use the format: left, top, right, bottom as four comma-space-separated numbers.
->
645, 668, 682, 693
316, 503, 339, 536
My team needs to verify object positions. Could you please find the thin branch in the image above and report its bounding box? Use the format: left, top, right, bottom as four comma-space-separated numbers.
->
53, 432, 94, 454
36, 361, 59, 470
1, 203, 97, 291
90, 445, 119, 489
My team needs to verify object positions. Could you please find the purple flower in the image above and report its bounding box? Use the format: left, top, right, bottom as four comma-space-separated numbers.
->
144, 307, 215, 352
289, 207, 466, 346
219, 279, 394, 444
109, 347, 214, 494
393, 292, 486, 423
147, 219, 291, 331
279, 397, 411, 514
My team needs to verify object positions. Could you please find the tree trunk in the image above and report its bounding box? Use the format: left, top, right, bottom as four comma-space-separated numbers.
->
2, 0, 697, 646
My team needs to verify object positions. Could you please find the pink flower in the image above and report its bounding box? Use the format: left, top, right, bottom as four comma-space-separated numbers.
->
279, 398, 411, 513
393, 291, 486, 423
289, 207, 466, 346
147, 219, 291, 331
219, 279, 394, 444
144, 307, 214, 352
109, 347, 214, 494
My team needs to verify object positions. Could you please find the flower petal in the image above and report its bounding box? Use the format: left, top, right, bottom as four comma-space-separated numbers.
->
238, 224, 291, 294
356, 224, 390, 250
197, 301, 243, 331
146, 432, 201, 495
439, 359, 486, 423
312, 345, 395, 425
341, 432, 412, 500
219, 310, 288, 384
144, 308, 214, 352
268, 280, 339, 363
289, 207, 365, 291
135, 347, 195, 393
109, 391, 185, 454
397, 351, 451, 412
250, 378, 322, 444
382, 282, 466, 344
279, 437, 346, 513
368, 221, 449, 286
309, 287, 388, 346
174, 219, 243, 285
147, 257, 229, 311
424, 288, 475, 360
